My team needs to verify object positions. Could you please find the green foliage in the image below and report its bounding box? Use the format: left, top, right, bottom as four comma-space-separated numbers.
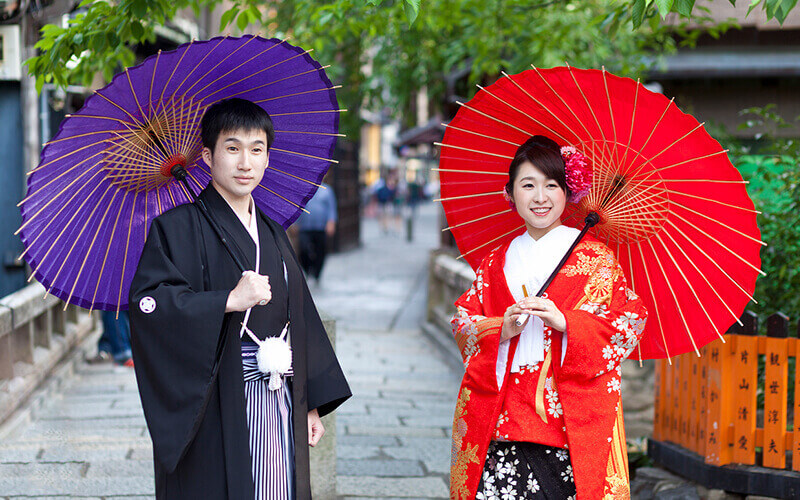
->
723, 106, 800, 321
27, 0, 794, 138
25, 0, 220, 93
616, 0, 798, 25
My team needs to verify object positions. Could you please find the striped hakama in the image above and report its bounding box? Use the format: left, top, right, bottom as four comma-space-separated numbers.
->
242, 341, 294, 500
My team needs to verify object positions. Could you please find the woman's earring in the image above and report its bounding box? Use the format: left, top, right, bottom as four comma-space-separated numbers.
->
503, 190, 514, 209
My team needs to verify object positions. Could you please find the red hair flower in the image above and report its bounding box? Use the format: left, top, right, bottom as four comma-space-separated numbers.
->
560, 146, 592, 203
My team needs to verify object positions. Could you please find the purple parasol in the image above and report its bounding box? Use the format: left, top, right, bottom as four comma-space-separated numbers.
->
17, 35, 341, 312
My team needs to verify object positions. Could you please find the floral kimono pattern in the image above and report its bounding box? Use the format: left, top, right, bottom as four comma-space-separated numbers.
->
449, 235, 647, 499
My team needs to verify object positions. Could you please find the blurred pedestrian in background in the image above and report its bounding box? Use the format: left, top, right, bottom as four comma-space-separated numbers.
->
296, 181, 338, 284
86, 311, 133, 367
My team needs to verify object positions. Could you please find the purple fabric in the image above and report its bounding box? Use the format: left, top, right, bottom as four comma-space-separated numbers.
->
19, 36, 339, 311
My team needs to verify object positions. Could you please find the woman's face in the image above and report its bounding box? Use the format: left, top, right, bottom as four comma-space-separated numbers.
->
510, 161, 567, 240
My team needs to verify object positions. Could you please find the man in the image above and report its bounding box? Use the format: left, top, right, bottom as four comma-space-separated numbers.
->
129, 98, 350, 499
86, 311, 133, 367
295, 179, 337, 283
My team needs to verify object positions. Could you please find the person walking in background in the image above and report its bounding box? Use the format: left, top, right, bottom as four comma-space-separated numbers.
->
296, 181, 337, 284
375, 172, 397, 234
86, 311, 133, 367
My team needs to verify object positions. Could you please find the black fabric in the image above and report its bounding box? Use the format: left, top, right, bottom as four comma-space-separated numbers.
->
477, 441, 576, 499
130, 184, 351, 500
299, 230, 328, 280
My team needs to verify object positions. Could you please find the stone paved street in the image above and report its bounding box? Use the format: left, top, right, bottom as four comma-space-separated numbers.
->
0, 202, 462, 499
311, 202, 460, 499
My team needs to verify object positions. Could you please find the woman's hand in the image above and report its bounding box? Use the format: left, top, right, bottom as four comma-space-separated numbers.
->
501, 297, 567, 341
308, 408, 325, 447
520, 296, 567, 332
501, 303, 528, 341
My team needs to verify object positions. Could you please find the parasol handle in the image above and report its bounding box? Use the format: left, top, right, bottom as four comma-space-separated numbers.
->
170, 165, 247, 274
535, 211, 601, 297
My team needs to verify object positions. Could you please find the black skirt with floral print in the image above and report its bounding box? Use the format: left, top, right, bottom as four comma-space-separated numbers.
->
476, 441, 576, 500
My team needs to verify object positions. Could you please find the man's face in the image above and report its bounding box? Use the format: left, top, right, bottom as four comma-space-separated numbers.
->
202, 128, 269, 205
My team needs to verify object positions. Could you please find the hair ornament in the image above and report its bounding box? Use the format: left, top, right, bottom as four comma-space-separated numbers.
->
560, 146, 592, 203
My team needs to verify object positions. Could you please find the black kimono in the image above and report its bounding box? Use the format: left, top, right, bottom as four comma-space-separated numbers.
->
129, 185, 351, 499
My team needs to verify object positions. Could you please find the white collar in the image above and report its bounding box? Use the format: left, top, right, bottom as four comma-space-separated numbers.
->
500, 225, 580, 376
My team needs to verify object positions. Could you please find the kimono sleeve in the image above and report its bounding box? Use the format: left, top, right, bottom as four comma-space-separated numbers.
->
559, 243, 648, 383
451, 256, 504, 370
128, 215, 230, 473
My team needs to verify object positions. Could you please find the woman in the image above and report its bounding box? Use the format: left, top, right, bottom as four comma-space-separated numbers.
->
449, 136, 647, 499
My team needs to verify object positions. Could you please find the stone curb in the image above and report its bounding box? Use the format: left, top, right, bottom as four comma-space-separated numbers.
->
0, 324, 101, 441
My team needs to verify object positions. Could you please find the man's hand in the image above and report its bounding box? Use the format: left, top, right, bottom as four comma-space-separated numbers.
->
308, 408, 325, 447
325, 220, 336, 238
225, 271, 271, 312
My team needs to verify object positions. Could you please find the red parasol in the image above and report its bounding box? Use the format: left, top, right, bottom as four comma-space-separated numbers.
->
437, 66, 763, 360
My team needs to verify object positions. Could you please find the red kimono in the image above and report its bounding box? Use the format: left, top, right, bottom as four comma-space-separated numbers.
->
449, 235, 647, 499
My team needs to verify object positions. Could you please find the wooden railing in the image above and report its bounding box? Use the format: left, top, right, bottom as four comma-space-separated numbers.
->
0, 282, 97, 425
653, 311, 799, 470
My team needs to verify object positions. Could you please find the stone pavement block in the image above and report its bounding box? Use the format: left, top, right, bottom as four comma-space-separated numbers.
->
338, 458, 425, 477
62, 385, 133, 396
347, 425, 447, 438
381, 390, 455, 402
0, 477, 154, 496
402, 414, 456, 428
340, 415, 400, 428
127, 447, 154, 461
336, 402, 369, 415
84, 459, 153, 478
386, 437, 452, 475
0, 461, 86, 479
355, 397, 416, 410
42, 403, 143, 419
338, 445, 383, 460
339, 435, 400, 448
7, 497, 102, 500
340, 497, 430, 500
33, 416, 147, 428
367, 407, 434, 420
0, 444, 42, 462
20, 424, 147, 441
338, 476, 449, 498
104, 497, 154, 500
40, 444, 144, 462
104, 497, 155, 500
412, 400, 457, 412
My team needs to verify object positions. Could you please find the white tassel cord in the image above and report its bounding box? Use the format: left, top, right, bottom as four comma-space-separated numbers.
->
242, 322, 292, 391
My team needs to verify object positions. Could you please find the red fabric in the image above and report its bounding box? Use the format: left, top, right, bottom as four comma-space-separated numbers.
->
449, 234, 647, 499
438, 67, 761, 359
493, 329, 567, 448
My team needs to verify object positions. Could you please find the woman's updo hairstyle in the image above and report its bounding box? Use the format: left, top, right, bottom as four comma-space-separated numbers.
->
504, 135, 570, 199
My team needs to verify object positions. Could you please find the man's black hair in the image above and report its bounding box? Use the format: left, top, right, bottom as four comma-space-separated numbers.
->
200, 98, 275, 151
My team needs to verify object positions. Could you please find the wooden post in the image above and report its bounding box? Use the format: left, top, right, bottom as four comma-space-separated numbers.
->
679, 352, 692, 448
697, 346, 709, 456
653, 358, 667, 440
689, 351, 700, 453
763, 313, 788, 469
705, 336, 732, 466
732, 312, 759, 465
670, 356, 680, 443
794, 319, 800, 472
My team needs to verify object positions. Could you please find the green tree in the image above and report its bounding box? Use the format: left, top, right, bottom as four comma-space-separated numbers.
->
722, 107, 800, 321
25, 0, 797, 136
18, 1, 695, 134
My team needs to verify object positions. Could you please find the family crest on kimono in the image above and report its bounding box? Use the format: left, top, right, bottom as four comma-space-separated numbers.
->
449, 135, 648, 499
129, 98, 351, 500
